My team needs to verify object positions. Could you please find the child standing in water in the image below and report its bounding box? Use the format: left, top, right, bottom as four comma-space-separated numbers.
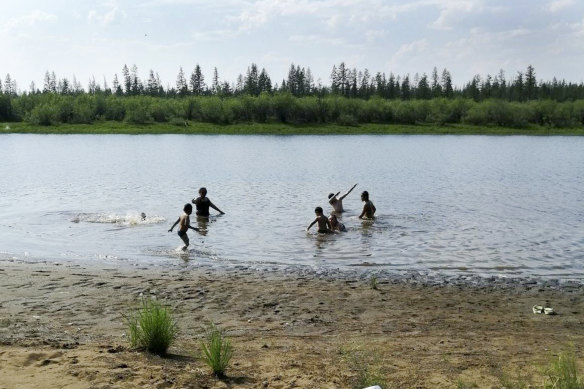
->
307, 207, 332, 233
192, 187, 225, 217
168, 203, 199, 251
329, 213, 346, 232
359, 191, 376, 219
328, 183, 357, 213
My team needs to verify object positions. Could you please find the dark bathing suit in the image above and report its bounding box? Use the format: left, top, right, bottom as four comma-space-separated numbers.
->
195, 198, 210, 217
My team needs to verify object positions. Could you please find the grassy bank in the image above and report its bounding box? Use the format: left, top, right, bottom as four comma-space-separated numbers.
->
2, 121, 584, 135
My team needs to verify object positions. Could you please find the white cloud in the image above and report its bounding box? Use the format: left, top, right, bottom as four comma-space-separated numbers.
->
3, 10, 57, 32
87, 6, 126, 25
548, 0, 575, 12
429, 0, 483, 30
393, 39, 430, 58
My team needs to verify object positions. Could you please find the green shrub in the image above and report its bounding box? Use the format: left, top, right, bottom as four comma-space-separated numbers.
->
125, 98, 151, 124
104, 97, 126, 121
254, 92, 272, 123
200, 322, 233, 377
337, 113, 359, 126
126, 297, 177, 355
200, 96, 226, 124
27, 104, 58, 125
272, 92, 295, 123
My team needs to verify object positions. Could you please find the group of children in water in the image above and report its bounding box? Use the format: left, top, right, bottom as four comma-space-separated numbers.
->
306, 184, 376, 233
169, 185, 375, 251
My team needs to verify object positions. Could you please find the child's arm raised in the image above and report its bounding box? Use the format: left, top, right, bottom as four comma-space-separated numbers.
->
339, 183, 357, 200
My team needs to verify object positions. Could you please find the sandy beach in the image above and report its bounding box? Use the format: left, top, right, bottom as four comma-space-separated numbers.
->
1, 259, 583, 388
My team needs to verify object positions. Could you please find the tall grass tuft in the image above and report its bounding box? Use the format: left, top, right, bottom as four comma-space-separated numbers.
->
200, 322, 233, 377
126, 297, 177, 356
545, 348, 583, 389
339, 344, 388, 389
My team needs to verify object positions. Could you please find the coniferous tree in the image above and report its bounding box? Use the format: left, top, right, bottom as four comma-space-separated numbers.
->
122, 65, 131, 95
212, 67, 219, 94
147, 70, 158, 96
59, 78, 70, 94
431, 67, 442, 97
190, 65, 205, 95
235, 74, 244, 94
441, 69, 453, 98
416, 73, 431, 99
50, 71, 57, 93
4, 74, 16, 96
112, 74, 123, 96
387, 73, 396, 99
359, 69, 370, 98
338, 62, 348, 96
176, 67, 188, 96
349, 68, 358, 98
130, 65, 141, 95
43, 71, 51, 93
244, 64, 259, 96
525, 65, 537, 100
330, 65, 339, 94
258, 68, 272, 94
305, 67, 314, 95
401, 75, 411, 100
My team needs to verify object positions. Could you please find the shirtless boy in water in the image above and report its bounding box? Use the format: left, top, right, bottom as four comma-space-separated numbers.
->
328, 183, 357, 213
307, 207, 332, 233
359, 191, 376, 219
168, 203, 199, 251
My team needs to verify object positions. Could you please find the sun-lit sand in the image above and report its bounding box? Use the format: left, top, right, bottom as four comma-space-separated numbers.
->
1, 259, 583, 388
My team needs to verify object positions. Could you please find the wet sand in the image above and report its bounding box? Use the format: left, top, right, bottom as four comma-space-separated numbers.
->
1, 259, 583, 388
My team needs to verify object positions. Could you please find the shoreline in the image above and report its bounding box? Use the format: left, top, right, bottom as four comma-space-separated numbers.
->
4, 254, 583, 292
3, 121, 584, 136
1, 258, 583, 388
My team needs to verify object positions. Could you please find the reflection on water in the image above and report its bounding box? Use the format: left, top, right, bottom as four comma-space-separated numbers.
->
1, 134, 583, 280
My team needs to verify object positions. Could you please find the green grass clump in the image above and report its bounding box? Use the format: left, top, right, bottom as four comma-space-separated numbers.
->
126, 297, 177, 356
200, 322, 233, 377
339, 344, 388, 389
456, 380, 478, 389
544, 348, 583, 389
370, 276, 379, 290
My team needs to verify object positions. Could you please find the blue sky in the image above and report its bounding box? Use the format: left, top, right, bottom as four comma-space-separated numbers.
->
2, 0, 584, 91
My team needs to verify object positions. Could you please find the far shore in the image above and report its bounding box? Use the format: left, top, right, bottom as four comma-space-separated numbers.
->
2, 121, 584, 135
1, 258, 583, 388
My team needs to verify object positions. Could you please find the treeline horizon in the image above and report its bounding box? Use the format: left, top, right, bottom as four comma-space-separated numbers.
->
1, 63, 584, 129
2, 63, 584, 101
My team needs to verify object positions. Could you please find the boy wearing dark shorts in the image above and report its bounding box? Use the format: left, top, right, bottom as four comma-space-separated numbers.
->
169, 203, 198, 251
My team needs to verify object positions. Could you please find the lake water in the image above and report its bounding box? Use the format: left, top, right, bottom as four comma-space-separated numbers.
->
1, 134, 583, 280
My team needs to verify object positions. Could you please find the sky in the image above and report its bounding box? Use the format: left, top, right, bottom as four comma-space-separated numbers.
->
2, 0, 584, 91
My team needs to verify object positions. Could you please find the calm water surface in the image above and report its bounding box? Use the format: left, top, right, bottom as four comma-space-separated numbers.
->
1, 134, 583, 280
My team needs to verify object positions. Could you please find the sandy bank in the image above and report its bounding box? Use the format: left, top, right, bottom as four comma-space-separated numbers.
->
0, 259, 583, 388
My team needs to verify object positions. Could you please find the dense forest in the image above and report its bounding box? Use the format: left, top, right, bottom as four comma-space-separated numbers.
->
1, 63, 584, 128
